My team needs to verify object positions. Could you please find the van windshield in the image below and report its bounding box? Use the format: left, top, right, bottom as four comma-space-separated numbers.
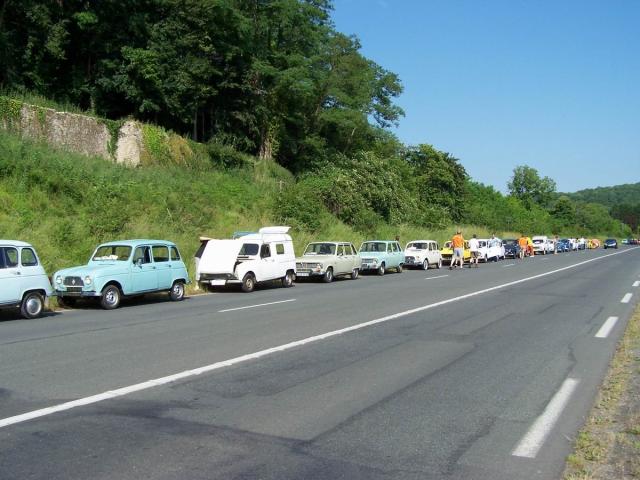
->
92, 245, 132, 261
407, 243, 428, 250
239, 243, 259, 256
304, 243, 336, 255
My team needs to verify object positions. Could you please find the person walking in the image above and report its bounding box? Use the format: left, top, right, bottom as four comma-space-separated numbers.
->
468, 234, 480, 267
450, 230, 465, 270
553, 234, 559, 254
518, 234, 528, 260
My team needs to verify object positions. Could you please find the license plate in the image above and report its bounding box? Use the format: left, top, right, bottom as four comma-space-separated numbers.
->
210, 280, 226, 286
296, 272, 309, 277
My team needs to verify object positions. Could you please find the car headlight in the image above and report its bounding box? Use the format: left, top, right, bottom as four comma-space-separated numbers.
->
84, 276, 92, 285
56, 276, 62, 285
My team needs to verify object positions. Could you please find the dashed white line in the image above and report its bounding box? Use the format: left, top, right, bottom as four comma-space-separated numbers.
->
0, 247, 636, 430
632, 281, 640, 287
512, 378, 581, 458
621, 293, 632, 304
218, 299, 297, 313
595, 316, 619, 338
425, 275, 449, 280
502, 263, 516, 268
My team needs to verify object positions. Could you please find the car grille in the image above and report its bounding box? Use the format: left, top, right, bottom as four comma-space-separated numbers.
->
65, 286, 83, 293
200, 273, 234, 281
361, 258, 376, 264
63, 276, 84, 287
405, 256, 415, 262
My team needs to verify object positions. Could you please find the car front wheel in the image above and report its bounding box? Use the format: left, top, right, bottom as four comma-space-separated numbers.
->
21, 292, 44, 319
323, 267, 334, 283
241, 273, 255, 293
377, 263, 385, 276
101, 285, 121, 310
422, 259, 429, 270
170, 281, 185, 301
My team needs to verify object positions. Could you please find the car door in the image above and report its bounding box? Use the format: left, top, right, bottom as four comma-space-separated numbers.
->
0, 247, 21, 304
335, 244, 349, 275
152, 244, 172, 290
344, 244, 357, 273
258, 243, 279, 281
131, 245, 158, 292
19, 247, 46, 294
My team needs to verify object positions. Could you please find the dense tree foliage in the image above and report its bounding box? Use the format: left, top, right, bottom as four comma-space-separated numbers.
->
563, 182, 640, 208
507, 165, 556, 209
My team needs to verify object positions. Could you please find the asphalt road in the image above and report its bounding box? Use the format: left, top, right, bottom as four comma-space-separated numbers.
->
1, 247, 639, 480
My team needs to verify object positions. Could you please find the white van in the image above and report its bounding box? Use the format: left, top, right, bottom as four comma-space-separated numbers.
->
195, 226, 296, 292
532, 235, 552, 255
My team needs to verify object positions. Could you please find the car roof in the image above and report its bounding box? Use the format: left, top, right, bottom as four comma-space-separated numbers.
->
307, 241, 351, 245
0, 240, 33, 247
98, 239, 177, 247
407, 240, 435, 243
362, 240, 395, 243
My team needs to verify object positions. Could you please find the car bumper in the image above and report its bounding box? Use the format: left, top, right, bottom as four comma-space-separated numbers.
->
55, 289, 101, 297
295, 270, 324, 278
360, 263, 380, 271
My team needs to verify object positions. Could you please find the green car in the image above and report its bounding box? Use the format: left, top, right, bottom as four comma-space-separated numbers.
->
358, 240, 404, 276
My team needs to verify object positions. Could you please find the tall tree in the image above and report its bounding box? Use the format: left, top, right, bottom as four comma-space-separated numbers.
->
507, 165, 556, 209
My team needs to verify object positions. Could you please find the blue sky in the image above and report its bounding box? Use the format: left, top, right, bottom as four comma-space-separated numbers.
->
331, 0, 640, 193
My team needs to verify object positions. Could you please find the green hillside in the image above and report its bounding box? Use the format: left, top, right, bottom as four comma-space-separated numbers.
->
564, 183, 640, 208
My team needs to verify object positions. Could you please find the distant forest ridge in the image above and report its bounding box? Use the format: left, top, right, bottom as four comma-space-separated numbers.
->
563, 183, 640, 208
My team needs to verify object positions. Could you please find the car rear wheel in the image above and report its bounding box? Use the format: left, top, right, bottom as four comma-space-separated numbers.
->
20, 292, 44, 319
170, 281, 185, 301
351, 268, 359, 280
100, 285, 121, 310
241, 273, 255, 293
323, 267, 334, 283
397, 263, 403, 273
282, 271, 294, 287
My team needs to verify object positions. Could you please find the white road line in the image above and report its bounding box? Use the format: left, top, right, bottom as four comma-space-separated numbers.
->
632, 281, 640, 287
502, 263, 516, 268
218, 299, 297, 313
512, 378, 581, 458
425, 275, 449, 280
595, 316, 619, 338
0, 247, 637, 430
621, 293, 633, 304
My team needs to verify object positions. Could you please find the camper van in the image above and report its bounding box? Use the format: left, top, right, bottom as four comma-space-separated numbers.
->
195, 227, 296, 292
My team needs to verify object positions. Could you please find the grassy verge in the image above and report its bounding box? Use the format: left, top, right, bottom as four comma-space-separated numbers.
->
564, 305, 640, 479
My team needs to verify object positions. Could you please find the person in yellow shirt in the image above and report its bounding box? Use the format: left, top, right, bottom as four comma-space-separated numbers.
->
450, 230, 465, 270
517, 234, 528, 260
526, 236, 534, 257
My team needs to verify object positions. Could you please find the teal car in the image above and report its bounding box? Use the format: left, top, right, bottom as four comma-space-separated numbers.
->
53, 239, 189, 310
358, 240, 404, 275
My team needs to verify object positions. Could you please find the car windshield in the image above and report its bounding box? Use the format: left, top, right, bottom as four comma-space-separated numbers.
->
239, 243, 259, 256
92, 245, 132, 261
533, 239, 544, 244
407, 242, 428, 250
360, 242, 386, 252
504, 239, 517, 246
443, 241, 452, 249
304, 243, 336, 255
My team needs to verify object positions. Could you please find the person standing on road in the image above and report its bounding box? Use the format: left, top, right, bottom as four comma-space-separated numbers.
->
468, 234, 480, 268
554, 234, 559, 254
518, 234, 528, 260
450, 230, 465, 270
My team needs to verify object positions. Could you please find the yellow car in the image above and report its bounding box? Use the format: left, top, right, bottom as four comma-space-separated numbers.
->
441, 240, 471, 265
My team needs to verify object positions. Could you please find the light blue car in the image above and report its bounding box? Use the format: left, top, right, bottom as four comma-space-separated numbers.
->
358, 240, 404, 275
0, 240, 53, 318
53, 239, 189, 310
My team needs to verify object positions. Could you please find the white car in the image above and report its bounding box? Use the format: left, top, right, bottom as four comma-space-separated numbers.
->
404, 240, 442, 270
295, 242, 361, 282
476, 238, 505, 262
532, 236, 553, 255
0, 240, 53, 318
195, 226, 296, 292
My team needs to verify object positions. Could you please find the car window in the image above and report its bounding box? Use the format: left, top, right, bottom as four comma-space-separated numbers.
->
93, 245, 132, 261
133, 246, 152, 264
276, 243, 285, 255
239, 243, 259, 256
304, 243, 336, 255
152, 245, 170, 262
394, 242, 401, 252
337, 245, 345, 256
260, 244, 271, 258
4, 247, 18, 267
360, 242, 385, 253
21, 248, 38, 266
170, 246, 181, 261
345, 244, 353, 255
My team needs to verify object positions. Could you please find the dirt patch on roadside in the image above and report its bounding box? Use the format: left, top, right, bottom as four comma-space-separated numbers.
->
564, 306, 640, 479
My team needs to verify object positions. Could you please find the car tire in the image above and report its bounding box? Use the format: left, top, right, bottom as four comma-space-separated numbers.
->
422, 259, 429, 270
377, 263, 385, 276
241, 273, 255, 293
57, 296, 76, 308
484, 255, 488, 263
323, 267, 334, 283
100, 284, 121, 310
351, 268, 359, 280
397, 263, 403, 273
20, 292, 44, 319
170, 281, 185, 301
282, 271, 294, 287
436, 258, 442, 269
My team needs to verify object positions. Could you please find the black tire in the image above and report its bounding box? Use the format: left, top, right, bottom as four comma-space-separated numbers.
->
397, 263, 403, 273
422, 259, 429, 270
484, 255, 488, 263
436, 258, 442, 269
351, 268, 359, 280
323, 267, 334, 283
100, 284, 121, 310
241, 273, 255, 293
377, 263, 385, 276
20, 292, 44, 319
170, 281, 185, 301
57, 296, 76, 308
282, 271, 294, 287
